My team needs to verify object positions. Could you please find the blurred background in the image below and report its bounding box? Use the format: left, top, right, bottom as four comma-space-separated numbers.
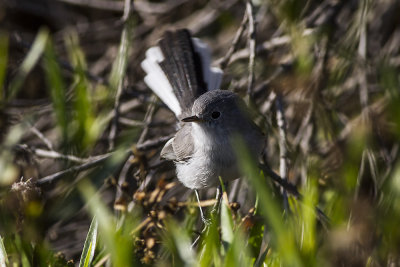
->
1, 0, 400, 266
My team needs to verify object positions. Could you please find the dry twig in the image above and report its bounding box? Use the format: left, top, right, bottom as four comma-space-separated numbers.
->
246, 0, 256, 97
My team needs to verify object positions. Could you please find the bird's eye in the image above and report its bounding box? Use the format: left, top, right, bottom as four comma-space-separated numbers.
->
211, 111, 221, 119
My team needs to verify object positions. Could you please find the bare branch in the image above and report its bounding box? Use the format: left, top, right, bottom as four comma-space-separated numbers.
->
275, 95, 289, 211
18, 144, 87, 163
36, 153, 112, 185
218, 10, 248, 70
246, 0, 256, 97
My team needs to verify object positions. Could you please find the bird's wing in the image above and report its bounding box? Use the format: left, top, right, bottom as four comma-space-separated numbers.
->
160, 123, 194, 162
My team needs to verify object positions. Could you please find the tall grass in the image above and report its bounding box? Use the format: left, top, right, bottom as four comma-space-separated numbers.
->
1, 0, 400, 266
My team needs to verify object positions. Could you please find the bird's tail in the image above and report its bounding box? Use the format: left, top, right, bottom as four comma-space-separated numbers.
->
141, 29, 223, 117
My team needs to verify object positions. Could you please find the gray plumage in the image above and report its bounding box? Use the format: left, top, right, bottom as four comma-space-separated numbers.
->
142, 29, 265, 189
160, 123, 194, 162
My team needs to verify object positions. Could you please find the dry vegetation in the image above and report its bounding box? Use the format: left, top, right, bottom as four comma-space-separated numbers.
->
1, 0, 400, 266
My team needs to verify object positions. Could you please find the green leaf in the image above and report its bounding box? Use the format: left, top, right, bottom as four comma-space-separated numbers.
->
79, 217, 98, 267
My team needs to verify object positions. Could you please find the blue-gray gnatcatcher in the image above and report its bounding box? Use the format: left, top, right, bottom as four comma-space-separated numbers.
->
141, 29, 265, 189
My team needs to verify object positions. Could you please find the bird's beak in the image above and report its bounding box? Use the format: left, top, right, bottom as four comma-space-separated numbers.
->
181, 115, 202, 123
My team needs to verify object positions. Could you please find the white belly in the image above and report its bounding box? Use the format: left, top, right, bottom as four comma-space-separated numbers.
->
175, 124, 241, 189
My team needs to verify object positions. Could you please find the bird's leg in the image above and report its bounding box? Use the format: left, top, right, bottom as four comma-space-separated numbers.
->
191, 185, 226, 248
195, 189, 211, 225
195, 183, 226, 226
211, 185, 223, 215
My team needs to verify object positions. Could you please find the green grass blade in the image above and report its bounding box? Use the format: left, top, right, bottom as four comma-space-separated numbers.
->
108, 17, 133, 96
78, 159, 134, 267
219, 180, 234, 251
0, 31, 8, 100
0, 235, 7, 267
299, 179, 317, 257
223, 227, 252, 267
198, 211, 221, 267
233, 136, 303, 266
43, 38, 68, 142
168, 220, 197, 266
64, 30, 96, 149
79, 217, 98, 267
8, 28, 49, 100
0, 123, 28, 186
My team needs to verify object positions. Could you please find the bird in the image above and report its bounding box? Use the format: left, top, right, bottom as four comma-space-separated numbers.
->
141, 29, 265, 191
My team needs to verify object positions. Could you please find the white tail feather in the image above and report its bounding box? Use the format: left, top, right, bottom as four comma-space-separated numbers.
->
141, 47, 182, 116
192, 38, 223, 91
208, 67, 223, 91
141, 36, 224, 117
